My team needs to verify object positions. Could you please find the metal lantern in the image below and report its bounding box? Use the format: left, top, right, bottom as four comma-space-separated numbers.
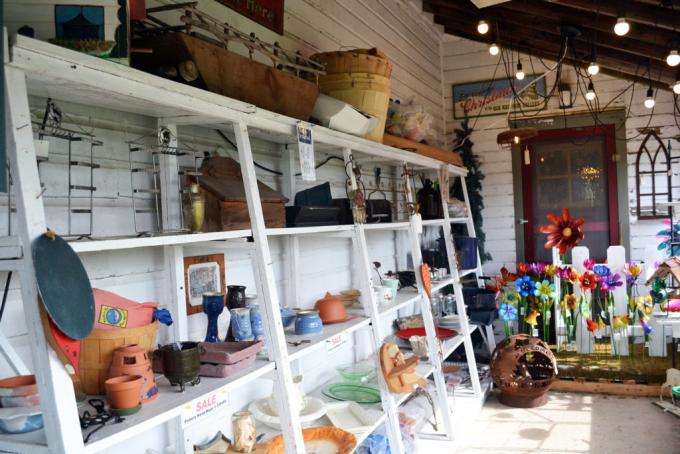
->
490, 334, 558, 408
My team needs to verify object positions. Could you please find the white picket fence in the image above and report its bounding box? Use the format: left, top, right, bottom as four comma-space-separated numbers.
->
551, 245, 668, 357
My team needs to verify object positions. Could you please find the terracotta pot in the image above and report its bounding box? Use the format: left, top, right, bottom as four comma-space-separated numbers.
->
105, 375, 142, 410
0, 375, 37, 397
314, 292, 347, 324
109, 344, 158, 403
489, 334, 557, 408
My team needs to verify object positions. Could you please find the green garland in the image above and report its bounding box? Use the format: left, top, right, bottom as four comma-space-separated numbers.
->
451, 119, 492, 263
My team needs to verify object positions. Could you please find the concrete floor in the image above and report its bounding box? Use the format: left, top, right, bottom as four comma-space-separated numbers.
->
456, 391, 680, 454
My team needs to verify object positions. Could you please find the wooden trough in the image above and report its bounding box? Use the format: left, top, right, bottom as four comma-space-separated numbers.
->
551, 377, 669, 397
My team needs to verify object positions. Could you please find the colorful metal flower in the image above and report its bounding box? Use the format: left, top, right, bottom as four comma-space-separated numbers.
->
578, 271, 598, 290
545, 264, 558, 278
556, 266, 571, 279
534, 280, 556, 301
498, 303, 518, 322
529, 262, 546, 275
524, 310, 539, 327
625, 262, 642, 283
656, 220, 680, 256
640, 317, 653, 336
600, 273, 623, 291
539, 208, 585, 255
583, 259, 596, 270
515, 276, 535, 297
597, 317, 606, 330
567, 268, 580, 284
586, 318, 599, 332
636, 295, 654, 316
517, 262, 530, 275
592, 264, 611, 277
580, 300, 591, 318
504, 291, 520, 305
562, 294, 578, 310
612, 315, 630, 331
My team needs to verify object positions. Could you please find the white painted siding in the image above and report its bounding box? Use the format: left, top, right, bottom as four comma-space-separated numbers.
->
441, 35, 680, 274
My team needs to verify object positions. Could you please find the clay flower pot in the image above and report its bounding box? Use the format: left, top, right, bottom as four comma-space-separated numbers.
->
314, 292, 347, 324
105, 375, 142, 410
0, 375, 38, 397
109, 344, 158, 403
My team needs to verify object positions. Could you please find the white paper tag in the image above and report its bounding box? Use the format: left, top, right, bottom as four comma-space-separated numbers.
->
565, 311, 571, 318
613, 332, 621, 341
297, 123, 316, 182
181, 387, 229, 427
520, 307, 525, 315
532, 328, 539, 337
595, 330, 603, 339
326, 332, 347, 352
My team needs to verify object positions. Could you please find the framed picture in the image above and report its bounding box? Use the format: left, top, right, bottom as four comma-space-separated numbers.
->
215, 0, 285, 35
184, 254, 226, 315
452, 76, 546, 119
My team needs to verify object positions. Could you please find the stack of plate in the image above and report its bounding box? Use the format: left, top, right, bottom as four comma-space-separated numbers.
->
336, 289, 361, 308
437, 314, 469, 331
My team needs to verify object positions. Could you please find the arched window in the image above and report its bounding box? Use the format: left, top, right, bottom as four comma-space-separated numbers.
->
636, 129, 671, 219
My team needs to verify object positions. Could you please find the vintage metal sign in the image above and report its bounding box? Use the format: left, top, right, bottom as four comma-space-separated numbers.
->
452, 76, 546, 119
216, 0, 285, 35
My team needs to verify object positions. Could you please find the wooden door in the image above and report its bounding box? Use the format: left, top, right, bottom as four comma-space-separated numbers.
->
522, 125, 619, 262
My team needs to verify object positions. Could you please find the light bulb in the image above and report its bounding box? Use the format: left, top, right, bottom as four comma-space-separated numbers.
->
513, 135, 520, 144
644, 87, 655, 109
587, 61, 600, 76
489, 43, 499, 56
477, 20, 489, 35
586, 82, 596, 101
673, 80, 680, 95
516, 61, 525, 80
614, 17, 629, 36
667, 50, 680, 67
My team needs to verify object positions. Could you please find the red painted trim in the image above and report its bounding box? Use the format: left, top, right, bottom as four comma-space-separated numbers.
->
521, 125, 619, 262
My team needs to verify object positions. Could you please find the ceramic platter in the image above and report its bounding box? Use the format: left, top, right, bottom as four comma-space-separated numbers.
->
266, 427, 357, 454
249, 397, 327, 429
325, 401, 373, 436
322, 382, 382, 404
394, 327, 457, 340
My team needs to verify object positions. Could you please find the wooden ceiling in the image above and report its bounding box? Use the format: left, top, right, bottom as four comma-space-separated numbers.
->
423, 0, 680, 89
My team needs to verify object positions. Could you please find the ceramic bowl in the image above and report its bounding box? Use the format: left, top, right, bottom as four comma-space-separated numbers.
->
249, 396, 327, 429
280, 307, 297, 328
0, 406, 43, 434
295, 310, 323, 335
0, 375, 37, 397
0, 393, 40, 408
336, 364, 376, 383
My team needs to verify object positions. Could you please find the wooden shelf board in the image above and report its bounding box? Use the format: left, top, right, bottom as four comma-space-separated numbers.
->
266, 225, 354, 237
286, 316, 371, 361
378, 288, 421, 317
69, 230, 252, 253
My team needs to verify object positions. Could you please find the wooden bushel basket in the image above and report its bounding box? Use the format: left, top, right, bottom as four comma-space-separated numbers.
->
79, 322, 158, 395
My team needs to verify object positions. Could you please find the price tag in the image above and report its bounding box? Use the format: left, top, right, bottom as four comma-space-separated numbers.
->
532, 328, 539, 337
181, 387, 230, 427
326, 332, 347, 352
297, 123, 316, 182
595, 330, 603, 339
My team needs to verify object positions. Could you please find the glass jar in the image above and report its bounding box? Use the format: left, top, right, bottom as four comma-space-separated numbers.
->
430, 293, 442, 317
444, 294, 456, 315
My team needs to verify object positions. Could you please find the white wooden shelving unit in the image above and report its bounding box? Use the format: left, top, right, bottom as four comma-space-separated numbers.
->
2, 34, 490, 454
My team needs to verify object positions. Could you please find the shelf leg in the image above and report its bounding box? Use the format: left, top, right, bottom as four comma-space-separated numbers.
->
5, 66, 84, 453
233, 122, 305, 454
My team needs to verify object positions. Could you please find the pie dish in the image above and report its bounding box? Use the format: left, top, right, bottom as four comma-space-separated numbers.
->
265, 427, 357, 454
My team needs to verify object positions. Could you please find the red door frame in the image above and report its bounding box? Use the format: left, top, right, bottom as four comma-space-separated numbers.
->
521, 125, 619, 262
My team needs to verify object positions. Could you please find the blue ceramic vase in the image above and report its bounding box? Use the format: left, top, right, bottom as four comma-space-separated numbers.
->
230, 308, 254, 341
202, 292, 225, 343
248, 304, 264, 341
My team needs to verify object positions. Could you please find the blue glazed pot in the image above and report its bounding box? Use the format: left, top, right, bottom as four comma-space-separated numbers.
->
249, 304, 264, 341
280, 307, 297, 328
295, 310, 323, 335
0, 411, 43, 434
230, 308, 254, 341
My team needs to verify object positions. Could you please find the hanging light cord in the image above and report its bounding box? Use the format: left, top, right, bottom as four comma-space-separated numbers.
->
0, 272, 13, 324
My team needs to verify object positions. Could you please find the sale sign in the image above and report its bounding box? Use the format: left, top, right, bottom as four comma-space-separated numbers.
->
216, 0, 285, 35
181, 387, 230, 427
326, 332, 347, 352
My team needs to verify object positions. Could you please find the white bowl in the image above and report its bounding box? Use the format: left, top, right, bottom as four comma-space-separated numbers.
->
249, 397, 327, 430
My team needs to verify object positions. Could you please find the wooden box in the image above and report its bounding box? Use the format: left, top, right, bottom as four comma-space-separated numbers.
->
200, 157, 288, 231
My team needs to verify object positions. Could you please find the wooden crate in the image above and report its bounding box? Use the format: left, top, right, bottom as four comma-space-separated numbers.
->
551, 377, 669, 397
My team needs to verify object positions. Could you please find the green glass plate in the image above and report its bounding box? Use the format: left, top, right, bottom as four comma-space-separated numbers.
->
322, 382, 381, 404
672, 386, 680, 398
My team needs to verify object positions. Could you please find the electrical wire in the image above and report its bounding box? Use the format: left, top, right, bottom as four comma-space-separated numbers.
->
0, 272, 13, 324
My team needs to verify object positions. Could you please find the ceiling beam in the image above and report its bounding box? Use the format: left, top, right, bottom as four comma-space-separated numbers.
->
424, 0, 667, 62
545, 0, 680, 32
434, 15, 676, 89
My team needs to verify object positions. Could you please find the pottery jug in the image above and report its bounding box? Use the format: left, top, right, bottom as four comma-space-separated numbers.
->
109, 344, 158, 403
267, 375, 306, 416
156, 342, 201, 392
314, 292, 347, 324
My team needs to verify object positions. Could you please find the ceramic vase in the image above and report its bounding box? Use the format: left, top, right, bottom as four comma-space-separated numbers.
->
105, 375, 142, 410
109, 344, 158, 403
230, 308, 254, 341
225, 285, 247, 341
202, 292, 225, 343
248, 304, 264, 341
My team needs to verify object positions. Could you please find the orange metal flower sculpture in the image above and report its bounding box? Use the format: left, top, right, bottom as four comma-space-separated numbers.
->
539, 208, 585, 255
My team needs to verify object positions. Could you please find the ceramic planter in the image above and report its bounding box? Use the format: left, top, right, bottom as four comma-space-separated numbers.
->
109, 344, 158, 403
104, 375, 143, 410
156, 342, 201, 392
314, 292, 347, 323
0, 375, 37, 397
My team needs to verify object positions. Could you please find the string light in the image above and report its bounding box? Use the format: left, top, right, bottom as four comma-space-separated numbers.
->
489, 43, 499, 56
586, 81, 596, 101
672, 79, 680, 95
514, 135, 520, 144
587, 61, 600, 76
614, 17, 630, 36
667, 50, 680, 67
477, 20, 489, 34
516, 61, 525, 80
644, 87, 655, 109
